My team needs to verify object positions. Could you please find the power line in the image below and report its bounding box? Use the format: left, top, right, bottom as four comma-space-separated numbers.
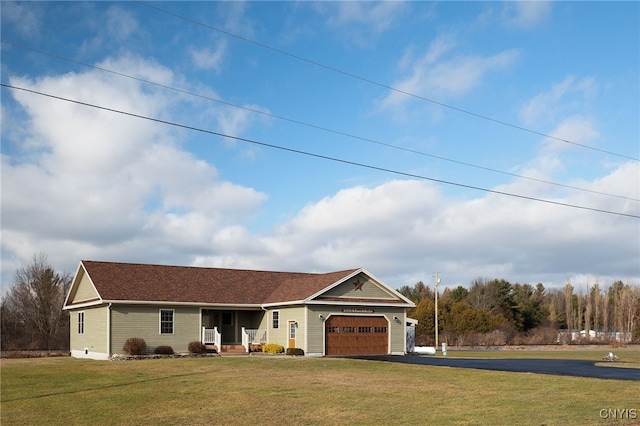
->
3, 82, 638, 219
2, 40, 637, 203
134, 0, 639, 163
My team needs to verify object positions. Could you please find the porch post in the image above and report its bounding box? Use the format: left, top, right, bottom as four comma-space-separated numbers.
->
213, 326, 221, 352
241, 327, 248, 352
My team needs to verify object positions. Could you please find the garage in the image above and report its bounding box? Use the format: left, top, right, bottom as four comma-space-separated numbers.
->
325, 315, 389, 355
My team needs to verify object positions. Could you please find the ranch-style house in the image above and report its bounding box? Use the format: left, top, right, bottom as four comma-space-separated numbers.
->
63, 260, 416, 360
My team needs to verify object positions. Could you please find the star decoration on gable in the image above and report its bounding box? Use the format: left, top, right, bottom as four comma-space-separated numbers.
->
353, 279, 364, 291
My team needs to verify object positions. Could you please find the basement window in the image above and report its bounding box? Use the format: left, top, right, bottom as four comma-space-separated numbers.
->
160, 309, 174, 334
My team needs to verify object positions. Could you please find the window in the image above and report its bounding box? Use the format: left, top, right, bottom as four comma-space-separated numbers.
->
327, 326, 340, 333
358, 326, 372, 333
289, 322, 297, 339
222, 312, 233, 326
78, 312, 84, 334
374, 326, 387, 333
272, 311, 279, 329
342, 326, 356, 333
160, 309, 174, 334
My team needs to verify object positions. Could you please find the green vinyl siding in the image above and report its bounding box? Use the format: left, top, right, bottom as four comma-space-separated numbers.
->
322, 276, 397, 300
265, 306, 306, 349
111, 305, 200, 354
306, 306, 407, 355
306, 306, 327, 355
69, 305, 109, 354
387, 309, 407, 353
70, 270, 99, 303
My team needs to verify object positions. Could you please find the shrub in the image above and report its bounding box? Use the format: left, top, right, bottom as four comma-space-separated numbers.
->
123, 337, 147, 355
262, 343, 284, 354
154, 345, 174, 355
525, 327, 559, 345
188, 341, 207, 354
285, 347, 304, 356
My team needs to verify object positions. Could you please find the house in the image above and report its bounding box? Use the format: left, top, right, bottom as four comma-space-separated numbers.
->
63, 260, 416, 360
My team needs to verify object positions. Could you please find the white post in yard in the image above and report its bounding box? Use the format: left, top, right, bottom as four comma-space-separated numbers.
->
433, 272, 440, 349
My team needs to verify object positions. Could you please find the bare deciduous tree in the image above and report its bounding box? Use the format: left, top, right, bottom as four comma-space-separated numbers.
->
564, 282, 574, 334
592, 279, 601, 337
584, 285, 592, 337
1, 253, 71, 350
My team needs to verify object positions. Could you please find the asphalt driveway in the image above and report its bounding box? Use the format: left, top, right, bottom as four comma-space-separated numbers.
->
351, 355, 640, 381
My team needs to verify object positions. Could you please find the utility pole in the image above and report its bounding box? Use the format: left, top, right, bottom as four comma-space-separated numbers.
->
433, 272, 440, 348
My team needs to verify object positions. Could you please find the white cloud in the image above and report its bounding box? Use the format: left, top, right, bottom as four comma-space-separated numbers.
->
518, 76, 601, 166
310, 1, 408, 47
501, 2, 552, 29
189, 41, 227, 72
216, 1, 254, 39
544, 115, 599, 153
327, 2, 407, 33
192, 170, 639, 289
519, 75, 597, 127
2, 49, 636, 295
5, 68, 635, 290
1, 55, 267, 285
77, 5, 143, 56
0, 2, 43, 39
105, 5, 140, 41
379, 36, 519, 114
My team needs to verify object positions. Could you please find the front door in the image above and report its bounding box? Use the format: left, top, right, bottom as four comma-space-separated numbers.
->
288, 321, 297, 349
222, 311, 236, 343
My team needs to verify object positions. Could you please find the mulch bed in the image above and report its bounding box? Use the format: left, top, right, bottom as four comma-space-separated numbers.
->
1, 350, 70, 358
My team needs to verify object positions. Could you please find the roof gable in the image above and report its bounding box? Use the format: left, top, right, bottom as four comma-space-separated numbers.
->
321, 273, 393, 299
262, 269, 359, 304
64, 263, 101, 308
310, 270, 414, 306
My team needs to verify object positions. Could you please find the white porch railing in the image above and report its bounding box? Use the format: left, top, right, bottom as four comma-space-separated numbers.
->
241, 327, 267, 352
202, 326, 221, 350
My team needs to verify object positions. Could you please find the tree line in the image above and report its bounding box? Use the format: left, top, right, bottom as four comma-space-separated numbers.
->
399, 277, 640, 346
1, 254, 72, 351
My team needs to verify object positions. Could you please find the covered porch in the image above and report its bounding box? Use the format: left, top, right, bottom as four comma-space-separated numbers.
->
201, 309, 267, 354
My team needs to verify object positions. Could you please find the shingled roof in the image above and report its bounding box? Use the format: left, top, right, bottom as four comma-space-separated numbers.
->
76, 260, 360, 305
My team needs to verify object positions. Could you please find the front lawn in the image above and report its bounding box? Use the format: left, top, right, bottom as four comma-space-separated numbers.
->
2, 351, 638, 425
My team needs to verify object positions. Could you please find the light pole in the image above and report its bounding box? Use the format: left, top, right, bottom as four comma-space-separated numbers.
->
433, 272, 440, 348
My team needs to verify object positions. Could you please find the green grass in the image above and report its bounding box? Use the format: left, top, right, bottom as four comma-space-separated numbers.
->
2, 350, 639, 425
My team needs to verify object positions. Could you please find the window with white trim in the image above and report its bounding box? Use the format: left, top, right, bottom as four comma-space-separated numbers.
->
160, 309, 174, 334
78, 311, 84, 334
272, 311, 279, 329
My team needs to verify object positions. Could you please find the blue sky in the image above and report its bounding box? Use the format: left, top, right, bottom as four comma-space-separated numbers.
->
1, 1, 638, 291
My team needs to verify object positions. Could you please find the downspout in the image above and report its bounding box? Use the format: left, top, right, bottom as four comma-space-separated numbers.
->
303, 307, 308, 355
107, 303, 112, 358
